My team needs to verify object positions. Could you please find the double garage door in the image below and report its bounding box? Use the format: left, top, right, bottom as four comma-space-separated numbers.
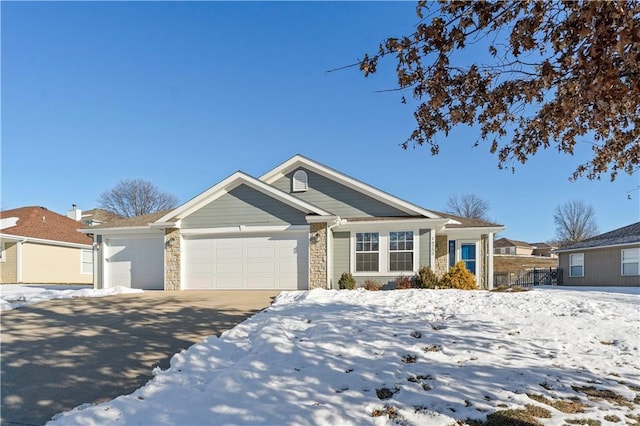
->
183, 232, 309, 290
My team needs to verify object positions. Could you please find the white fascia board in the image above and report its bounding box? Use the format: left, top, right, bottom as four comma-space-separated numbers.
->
0, 233, 25, 242
336, 218, 449, 231
444, 226, 506, 236
81, 226, 163, 236
306, 215, 340, 224
259, 155, 442, 219
180, 225, 309, 236
149, 221, 179, 229
0, 233, 92, 249
156, 171, 331, 223
554, 241, 640, 253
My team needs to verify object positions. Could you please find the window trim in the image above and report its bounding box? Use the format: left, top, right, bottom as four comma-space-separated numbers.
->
354, 232, 380, 273
621, 248, 639, 276
292, 170, 308, 192
389, 231, 414, 272
569, 253, 584, 278
351, 230, 418, 276
81, 248, 93, 275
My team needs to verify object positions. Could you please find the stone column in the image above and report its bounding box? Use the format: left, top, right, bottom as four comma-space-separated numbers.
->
164, 228, 181, 290
309, 223, 327, 289
435, 235, 448, 277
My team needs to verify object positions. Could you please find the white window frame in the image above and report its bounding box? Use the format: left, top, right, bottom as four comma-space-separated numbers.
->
351, 230, 418, 276
292, 170, 308, 192
354, 232, 380, 273
389, 231, 414, 272
621, 248, 639, 276
569, 253, 584, 278
0, 242, 5, 262
81, 248, 93, 275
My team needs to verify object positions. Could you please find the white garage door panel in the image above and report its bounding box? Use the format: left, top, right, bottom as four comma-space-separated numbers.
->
106, 237, 164, 290
184, 232, 309, 290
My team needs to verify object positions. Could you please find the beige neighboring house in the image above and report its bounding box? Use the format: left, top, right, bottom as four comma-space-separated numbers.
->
494, 238, 535, 256
494, 238, 558, 258
0, 206, 93, 284
556, 222, 640, 287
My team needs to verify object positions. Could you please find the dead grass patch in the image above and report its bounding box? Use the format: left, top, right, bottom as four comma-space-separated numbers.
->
564, 419, 601, 425
370, 404, 399, 419
469, 404, 552, 425
604, 414, 621, 422
527, 393, 587, 413
491, 285, 531, 292
572, 385, 635, 408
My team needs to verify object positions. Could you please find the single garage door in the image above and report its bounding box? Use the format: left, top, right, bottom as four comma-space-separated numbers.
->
183, 232, 309, 290
106, 236, 164, 290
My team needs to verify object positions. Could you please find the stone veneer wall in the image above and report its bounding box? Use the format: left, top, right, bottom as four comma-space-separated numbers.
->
309, 223, 327, 289
435, 235, 448, 277
164, 228, 181, 290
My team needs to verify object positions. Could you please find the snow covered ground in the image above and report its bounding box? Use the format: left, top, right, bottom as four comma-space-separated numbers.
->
0, 284, 142, 311
49, 287, 640, 425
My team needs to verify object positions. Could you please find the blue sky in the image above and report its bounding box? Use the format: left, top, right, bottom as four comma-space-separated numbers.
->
2, 1, 638, 242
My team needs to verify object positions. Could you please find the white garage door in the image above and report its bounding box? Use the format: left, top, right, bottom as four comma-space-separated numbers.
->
183, 232, 309, 290
106, 236, 164, 290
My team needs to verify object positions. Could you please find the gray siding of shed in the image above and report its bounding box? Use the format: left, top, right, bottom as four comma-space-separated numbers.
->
181, 184, 308, 229
559, 244, 640, 286
272, 169, 410, 218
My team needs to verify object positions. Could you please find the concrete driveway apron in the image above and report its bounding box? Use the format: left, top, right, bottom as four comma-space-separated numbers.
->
1, 290, 279, 426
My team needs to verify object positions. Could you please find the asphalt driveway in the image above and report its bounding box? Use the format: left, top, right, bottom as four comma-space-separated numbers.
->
1, 290, 280, 426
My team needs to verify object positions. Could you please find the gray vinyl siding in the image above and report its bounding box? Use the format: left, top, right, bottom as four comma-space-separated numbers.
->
331, 230, 431, 289
182, 184, 308, 229
332, 231, 350, 288
559, 244, 640, 286
419, 229, 431, 268
273, 168, 410, 218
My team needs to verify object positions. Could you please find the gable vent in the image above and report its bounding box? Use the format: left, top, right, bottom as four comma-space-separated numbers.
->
292, 170, 308, 192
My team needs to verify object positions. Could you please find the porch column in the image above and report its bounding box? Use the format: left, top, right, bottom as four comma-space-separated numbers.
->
309, 223, 327, 289
486, 232, 494, 290
435, 235, 448, 277
164, 228, 181, 291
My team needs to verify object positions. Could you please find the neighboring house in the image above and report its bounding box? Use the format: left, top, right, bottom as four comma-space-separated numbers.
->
556, 222, 640, 286
531, 242, 558, 258
65, 205, 122, 227
494, 238, 557, 258
494, 238, 535, 256
84, 155, 504, 291
0, 206, 93, 284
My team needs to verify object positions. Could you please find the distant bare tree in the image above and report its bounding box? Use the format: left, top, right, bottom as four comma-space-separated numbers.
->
98, 179, 178, 218
445, 193, 490, 221
553, 200, 599, 246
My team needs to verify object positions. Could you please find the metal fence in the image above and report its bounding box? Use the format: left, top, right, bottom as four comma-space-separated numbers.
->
494, 268, 563, 288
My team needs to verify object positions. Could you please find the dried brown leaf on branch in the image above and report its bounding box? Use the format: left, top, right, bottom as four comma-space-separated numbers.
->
358, 1, 640, 181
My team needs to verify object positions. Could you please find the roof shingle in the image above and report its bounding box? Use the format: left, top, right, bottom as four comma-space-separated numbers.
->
557, 222, 640, 251
0, 206, 92, 245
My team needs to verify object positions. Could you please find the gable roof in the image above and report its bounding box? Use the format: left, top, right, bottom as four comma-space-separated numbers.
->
87, 210, 173, 230
156, 171, 332, 223
260, 154, 442, 219
0, 206, 92, 245
555, 222, 640, 252
81, 209, 122, 225
430, 210, 503, 229
494, 237, 534, 248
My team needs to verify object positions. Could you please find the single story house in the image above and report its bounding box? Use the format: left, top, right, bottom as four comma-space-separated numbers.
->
494, 238, 535, 256
84, 155, 504, 291
530, 242, 558, 258
556, 222, 640, 286
0, 206, 93, 284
